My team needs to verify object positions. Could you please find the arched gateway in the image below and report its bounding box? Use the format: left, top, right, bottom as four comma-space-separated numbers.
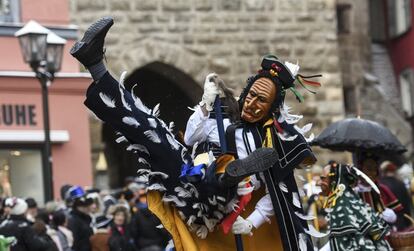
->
100, 62, 202, 188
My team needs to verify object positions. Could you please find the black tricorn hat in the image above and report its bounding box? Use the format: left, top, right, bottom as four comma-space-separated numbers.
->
260, 55, 295, 89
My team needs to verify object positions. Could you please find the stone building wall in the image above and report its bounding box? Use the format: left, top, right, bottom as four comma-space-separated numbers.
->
69, 0, 348, 170
337, 0, 412, 160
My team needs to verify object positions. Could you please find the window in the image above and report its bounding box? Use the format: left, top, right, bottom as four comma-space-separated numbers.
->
343, 86, 357, 114
0, 0, 20, 23
388, 0, 412, 38
0, 149, 45, 204
337, 4, 352, 34
400, 68, 414, 117
370, 0, 412, 41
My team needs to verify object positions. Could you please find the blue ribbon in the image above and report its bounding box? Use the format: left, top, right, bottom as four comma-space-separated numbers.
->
179, 163, 206, 183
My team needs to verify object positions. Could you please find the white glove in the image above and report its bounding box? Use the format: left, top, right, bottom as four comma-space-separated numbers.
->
199, 73, 220, 111
231, 216, 253, 235
381, 208, 397, 224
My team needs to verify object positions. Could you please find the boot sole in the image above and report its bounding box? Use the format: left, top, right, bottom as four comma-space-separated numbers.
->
226, 148, 278, 177
70, 16, 114, 56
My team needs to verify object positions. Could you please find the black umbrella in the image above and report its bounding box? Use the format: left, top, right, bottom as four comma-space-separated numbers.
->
312, 118, 407, 154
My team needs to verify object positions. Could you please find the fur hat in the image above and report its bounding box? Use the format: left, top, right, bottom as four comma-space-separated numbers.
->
5, 197, 28, 215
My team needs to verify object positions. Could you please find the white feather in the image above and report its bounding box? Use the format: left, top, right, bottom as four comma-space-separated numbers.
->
208, 196, 217, 206
279, 182, 288, 193
187, 106, 196, 111
284, 61, 300, 77
168, 122, 175, 131
131, 85, 151, 114
155, 224, 164, 229
196, 225, 208, 239
181, 148, 189, 164
187, 215, 196, 226
305, 133, 315, 143
237, 185, 254, 196
202, 216, 218, 231
165, 239, 175, 250
147, 183, 167, 192
174, 186, 192, 198
294, 123, 312, 135
119, 87, 132, 111
119, 71, 127, 89
213, 210, 224, 220
305, 224, 329, 238
225, 198, 239, 213
127, 144, 149, 155
277, 132, 298, 141
147, 118, 157, 128
216, 196, 226, 202
152, 103, 160, 117
99, 92, 116, 108
278, 104, 303, 124
292, 192, 302, 208
191, 141, 199, 160
115, 136, 127, 143
166, 134, 180, 150
183, 183, 199, 198
149, 171, 169, 179
144, 130, 161, 143
122, 117, 140, 128
138, 157, 150, 166
162, 195, 186, 207
295, 212, 316, 221
137, 169, 150, 175
298, 233, 307, 251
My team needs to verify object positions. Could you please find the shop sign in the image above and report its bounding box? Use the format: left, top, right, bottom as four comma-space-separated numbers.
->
0, 104, 36, 126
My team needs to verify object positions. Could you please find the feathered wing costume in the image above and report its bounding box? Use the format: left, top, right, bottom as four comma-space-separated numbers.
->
85, 71, 243, 250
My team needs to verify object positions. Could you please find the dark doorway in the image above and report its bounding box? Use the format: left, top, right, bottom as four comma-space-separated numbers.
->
102, 62, 202, 188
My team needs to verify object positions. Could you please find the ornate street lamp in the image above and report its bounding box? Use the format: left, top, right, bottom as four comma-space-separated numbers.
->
15, 20, 66, 201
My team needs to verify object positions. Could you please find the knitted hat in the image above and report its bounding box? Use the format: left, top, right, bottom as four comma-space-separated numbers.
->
5, 198, 28, 215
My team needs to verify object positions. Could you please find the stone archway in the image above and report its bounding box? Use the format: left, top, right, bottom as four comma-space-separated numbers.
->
102, 62, 202, 188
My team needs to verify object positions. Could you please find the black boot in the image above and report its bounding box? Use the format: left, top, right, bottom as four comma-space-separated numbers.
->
221, 147, 279, 187
70, 16, 114, 67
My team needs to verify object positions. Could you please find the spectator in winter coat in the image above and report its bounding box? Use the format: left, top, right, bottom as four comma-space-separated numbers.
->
108, 205, 135, 251
51, 210, 74, 251
129, 184, 169, 251
66, 186, 94, 251
0, 197, 52, 251
90, 215, 112, 251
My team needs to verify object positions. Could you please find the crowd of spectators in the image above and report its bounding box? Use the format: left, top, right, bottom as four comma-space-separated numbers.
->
0, 176, 170, 251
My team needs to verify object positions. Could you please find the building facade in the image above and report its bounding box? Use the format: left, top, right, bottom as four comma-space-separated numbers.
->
70, 0, 411, 187
0, 0, 93, 203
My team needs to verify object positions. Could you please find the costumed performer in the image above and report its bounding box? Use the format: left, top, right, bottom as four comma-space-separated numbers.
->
70, 16, 323, 251
319, 161, 392, 251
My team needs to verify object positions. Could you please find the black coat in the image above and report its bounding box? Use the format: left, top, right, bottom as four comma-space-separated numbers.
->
67, 209, 93, 251
380, 176, 413, 230
0, 215, 52, 251
130, 207, 169, 249
108, 224, 135, 251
